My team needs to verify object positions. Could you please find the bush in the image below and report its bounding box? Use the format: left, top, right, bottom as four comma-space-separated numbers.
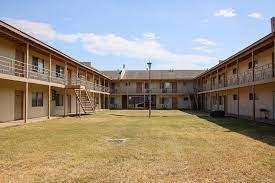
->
210, 110, 225, 117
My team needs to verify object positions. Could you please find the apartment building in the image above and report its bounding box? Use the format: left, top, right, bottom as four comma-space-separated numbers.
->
195, 18, 275, 123
103, 68, 203, 110
0, 21, 111, 123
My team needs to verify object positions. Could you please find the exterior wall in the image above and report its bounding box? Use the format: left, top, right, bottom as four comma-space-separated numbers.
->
226, 89, 238, 115
28, 84, 49, 119
0, 37, 16, 59
239, 86, 253, 118
255, 82, 275, 119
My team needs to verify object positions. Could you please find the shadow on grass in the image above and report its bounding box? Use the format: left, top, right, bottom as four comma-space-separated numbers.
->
183, 110, 275, 146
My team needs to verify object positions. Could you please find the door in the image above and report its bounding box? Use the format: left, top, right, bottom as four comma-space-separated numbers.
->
14, 90, 23, 120
136, 82, 142, 93
172, 82, 177, 93
15, 50, 24, 77
172, 97, 178, 109
67, 94, 71, 113
122, 95, 127, 109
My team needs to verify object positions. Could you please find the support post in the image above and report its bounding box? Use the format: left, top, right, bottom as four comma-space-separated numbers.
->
217, 91, 219, 110
24, 82, 28, 123
79, 90, 81, 117
26, 43, 29, 78
49, 54, 52, 82
64, 62, 68, 116
48, 85, 51, 119
273, 40, 275, 77
252, 52, 255, 82
237, 60, 239, 85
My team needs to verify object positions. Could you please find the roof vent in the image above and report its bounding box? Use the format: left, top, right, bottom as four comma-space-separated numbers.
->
271, 17, 275, 33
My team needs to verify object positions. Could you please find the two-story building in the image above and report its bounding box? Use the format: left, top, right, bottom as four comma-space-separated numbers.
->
0, 21, 111, 123
195, 17, 275, 122
103, 67, 203, 110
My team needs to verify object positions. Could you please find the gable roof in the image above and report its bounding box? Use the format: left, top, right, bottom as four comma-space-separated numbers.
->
103, 70, 204, 80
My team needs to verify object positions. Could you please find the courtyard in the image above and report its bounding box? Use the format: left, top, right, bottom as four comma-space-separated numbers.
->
0, 110, 274, 182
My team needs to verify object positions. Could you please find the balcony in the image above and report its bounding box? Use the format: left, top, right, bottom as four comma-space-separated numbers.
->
0, 55, 109, 93
254, 63, 273, 81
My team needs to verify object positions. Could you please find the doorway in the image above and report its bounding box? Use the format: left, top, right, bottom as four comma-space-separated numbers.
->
14, 90, 23, 120
67, 69, 72, 85
172, 97, 178, 109
122, 95, 127, 109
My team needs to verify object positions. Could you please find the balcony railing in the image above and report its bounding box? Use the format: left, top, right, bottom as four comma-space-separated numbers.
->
198, 62, 274, 92
0, 55, 109, 92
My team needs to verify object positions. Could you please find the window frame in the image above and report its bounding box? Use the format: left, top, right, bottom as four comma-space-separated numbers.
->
32, 92, 43, 107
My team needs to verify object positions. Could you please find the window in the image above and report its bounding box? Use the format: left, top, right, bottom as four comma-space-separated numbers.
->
55, 93, 63, 106
219, 96, 223, 105
233, 94, 238, 100
32, 92, 43, 107
183, 97, 189, 101
32, 57, 44, 73
248, 62, 253, 69
145, 82, 149, 89
249, 93, 259, 100
56, 65, 64, 78
233, 68, 237, 74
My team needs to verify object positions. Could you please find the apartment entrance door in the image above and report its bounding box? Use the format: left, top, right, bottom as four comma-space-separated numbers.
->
122, 95, 127, 109
15, 49, 24, 77
172, 97, 177, 109
14, 90, 23, 120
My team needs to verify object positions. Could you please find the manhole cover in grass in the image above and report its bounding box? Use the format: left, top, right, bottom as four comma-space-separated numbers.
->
107, 138, 126, 144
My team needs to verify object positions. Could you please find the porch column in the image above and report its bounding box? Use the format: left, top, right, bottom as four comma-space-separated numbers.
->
24, 82, 28, 123
64, 62, 68, 116
49, 54, 52, 82
103, 79, 106, 109
252, 51, 255, 82
26, 43, 29, 78
48, 85, 51, 119
108, 95, 110, 109
237, 59, 239, 85
98, 93, 101, 109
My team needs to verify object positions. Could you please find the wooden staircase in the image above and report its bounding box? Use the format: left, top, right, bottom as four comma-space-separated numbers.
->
74, 89, 95, 114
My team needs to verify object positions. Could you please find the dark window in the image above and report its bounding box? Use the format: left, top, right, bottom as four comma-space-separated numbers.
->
55, 93, 63, 106
111, 83, 116, 90
32, 57, 44, 73
249, 93, 254, 100
183, 97, 189, 101
145, 82, 149, 89
248, 62, 252, 69
32, 92, 43, 107
219, 96, 223, 105
233, 68, 237, 74
233, 94, 238, 100
56, 65, 64, 78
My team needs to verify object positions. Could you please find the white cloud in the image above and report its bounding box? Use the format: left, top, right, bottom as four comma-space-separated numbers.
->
214, 8, 236, 17
192, 38, 217, 54
193, 38, 217, 47
248, 12, 263, 20
2, 18, 217, 69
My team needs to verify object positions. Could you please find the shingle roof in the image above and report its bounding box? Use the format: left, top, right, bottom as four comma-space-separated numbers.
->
103, 70, 204, 80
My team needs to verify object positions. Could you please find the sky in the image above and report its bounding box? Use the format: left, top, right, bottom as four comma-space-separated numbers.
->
0, 0, 274, 70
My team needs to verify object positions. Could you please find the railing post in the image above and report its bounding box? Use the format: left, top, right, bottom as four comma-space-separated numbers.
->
24, 82, 28, 123
237, 59, 239, 85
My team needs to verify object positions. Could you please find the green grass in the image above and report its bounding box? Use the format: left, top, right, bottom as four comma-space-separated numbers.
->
0, 110, 274, 182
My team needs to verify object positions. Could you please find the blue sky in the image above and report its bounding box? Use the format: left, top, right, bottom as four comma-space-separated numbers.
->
1, 0, 274, 70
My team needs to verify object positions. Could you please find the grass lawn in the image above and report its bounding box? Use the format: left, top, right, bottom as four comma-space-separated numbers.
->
0, 110, 274, 182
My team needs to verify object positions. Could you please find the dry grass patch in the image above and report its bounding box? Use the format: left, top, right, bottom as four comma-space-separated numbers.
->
0, 110, 274, 182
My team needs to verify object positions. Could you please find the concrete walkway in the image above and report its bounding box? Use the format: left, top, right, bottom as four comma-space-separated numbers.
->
0, 116, 61, 128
